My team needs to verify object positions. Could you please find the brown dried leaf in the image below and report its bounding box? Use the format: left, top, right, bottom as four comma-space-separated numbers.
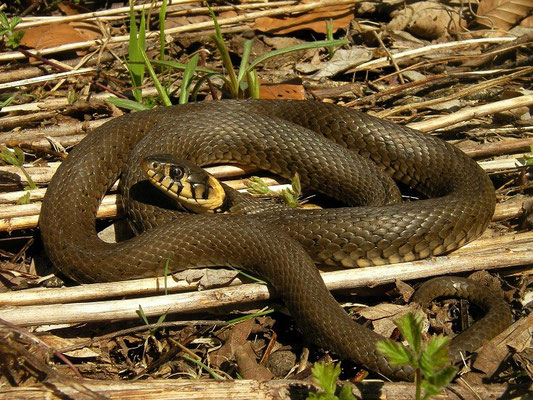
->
359, 303, 423, 337
19, 23, 101, 50
476, 0, 533, 30
259, 84, 306, 100
473, 313, 533, 375
39, 334, 99, 358
520, 14, 533, 27
388, 1, 466, 39
57, 1, 91, 15
254, 1, 355, 34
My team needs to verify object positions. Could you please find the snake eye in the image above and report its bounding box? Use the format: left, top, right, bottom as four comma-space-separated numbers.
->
151, 161, 159, 169
170, 166, 184, 180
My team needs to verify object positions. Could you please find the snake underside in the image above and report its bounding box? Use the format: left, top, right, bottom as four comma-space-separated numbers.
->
39, 99, 510, 380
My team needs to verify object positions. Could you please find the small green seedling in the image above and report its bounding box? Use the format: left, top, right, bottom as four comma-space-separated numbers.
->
136, 257, 171, 334
376, 312, 458, 400
112, 2, 347, 107
247, 173, 302, 208
0, 96, 14, 110
524, 144, 533, 165
307, 362, 356, 400
0, 12, 24, 49
1, 147, 37, 204
326, 19, 335, 59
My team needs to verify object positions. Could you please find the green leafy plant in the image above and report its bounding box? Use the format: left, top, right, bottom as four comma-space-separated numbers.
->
110, 2, 347, 108
1, 147, 37, 204
0, 12, 24, 49
524, 144, 533, 165
136, 257, 171, 334
247, 173, 302, 208
0, 96, 14, 110
376, 313, 458, 400
307, 362, 356, 400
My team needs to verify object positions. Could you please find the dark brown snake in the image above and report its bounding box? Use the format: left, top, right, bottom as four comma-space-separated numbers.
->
40, 99, 511, 380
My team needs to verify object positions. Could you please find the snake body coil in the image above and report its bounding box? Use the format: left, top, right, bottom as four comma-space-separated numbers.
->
40, 100, 510, 380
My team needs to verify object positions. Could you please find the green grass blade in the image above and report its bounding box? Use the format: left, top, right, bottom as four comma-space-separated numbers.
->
246, 68, 260, 98
182, 355, 225, 380
326, 19, 335, 59
138, 43, 171, 106
179, 53, 199, 104
226, 308, 274, 324
151, 59, 217, 74
159, 0, 167, 64
246, 39, 347, 74
237, 39, 253, 84
207, 3, 238, 97
107, 97, 152, 111
137, 305, 150, 325
128, 0, 146, 102
210, 32, 239, 98
190, 72, 228, 101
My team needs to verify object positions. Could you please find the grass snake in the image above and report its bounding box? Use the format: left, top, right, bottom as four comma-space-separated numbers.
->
40, 99, 511, 380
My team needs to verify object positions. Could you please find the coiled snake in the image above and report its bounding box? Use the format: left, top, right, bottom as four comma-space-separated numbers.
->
40, 100, 511, 380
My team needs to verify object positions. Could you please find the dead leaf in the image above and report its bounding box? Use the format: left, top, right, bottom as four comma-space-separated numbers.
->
234, 342, 274, 380
19, 23, 101, 50
394, 279, 415, 302
473, 313, 533, 375
476, 0, 533, 30
254, 0, 355, 34
57, 1, 91, 15
388, 1, 466, 39
172, 268, 240, 290
520, 14, 533, 27
259, 84, 306, 100
39, 333, 100, 358
306, 47, 373, 79
209, 318, 273, 379
165, 4, 211, 30
358, 303, 422, 337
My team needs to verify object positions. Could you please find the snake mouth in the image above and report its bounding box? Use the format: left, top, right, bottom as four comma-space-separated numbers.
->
141, 154, 226, 214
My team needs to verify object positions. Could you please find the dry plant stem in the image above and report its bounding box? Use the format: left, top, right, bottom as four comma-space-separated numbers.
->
0, 231, 530, 326
1, 231, 530, 308
0, 317, 83, 379
351, 37, 518, 73
0, 379, 526, 400
0, 162, 529, 231
377, 66, 533, 118
16, 49, 126, 99
371, 31, 404, 84
408, 94, 533, 132
0, 155, 524, 188
473, 313, 533, 374
57, 320, 228, 354
0, 0, 357, 62
347, 74, 449, 107
458, 138, 533, 159
0, 68, 96, 91
17, 1, 298, 28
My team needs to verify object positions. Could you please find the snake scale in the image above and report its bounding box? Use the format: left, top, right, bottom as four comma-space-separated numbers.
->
40, 100, 511, 380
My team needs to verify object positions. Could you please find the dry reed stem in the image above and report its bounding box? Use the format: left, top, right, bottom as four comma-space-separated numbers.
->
377, 66, 533, 118
0, 0, 358, 62
0, 231, 530, 326
1, 230, 530, 309
17, 1, 298, 28
351, 37, 519, 73
408, 94, 533, 132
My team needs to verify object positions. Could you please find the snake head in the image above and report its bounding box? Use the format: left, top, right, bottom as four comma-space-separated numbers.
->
141, 154, 226, 214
